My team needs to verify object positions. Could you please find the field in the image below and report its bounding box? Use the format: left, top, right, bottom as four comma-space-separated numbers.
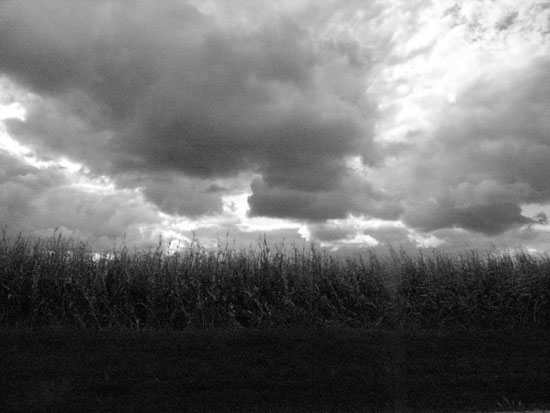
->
1, 233, 550, 411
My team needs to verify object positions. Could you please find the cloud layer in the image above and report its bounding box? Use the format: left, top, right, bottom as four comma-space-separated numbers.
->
394, 58, 550, 235
1, 0, 378, 222
1, 0, 550, 251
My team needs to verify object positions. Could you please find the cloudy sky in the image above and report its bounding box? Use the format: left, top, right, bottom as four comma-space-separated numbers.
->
1, 0, 550, 253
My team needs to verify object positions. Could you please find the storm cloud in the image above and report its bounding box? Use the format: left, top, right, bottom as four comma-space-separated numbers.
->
1, 0, 550, 251
1, 0, 377, 220
397, 58, 550, 235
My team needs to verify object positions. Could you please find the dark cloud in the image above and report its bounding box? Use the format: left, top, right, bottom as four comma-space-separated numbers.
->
307, 224, 351, 242
248, 173, 401, 222
4, 0, 549, 249
248, 178, 353, 221
532, 212, 548, 225
4, 92, 112, 169
0, 0, 378, 220
397, 58, 550, 235
404, 199, 530, 235
117, 173, 229, 217
495, 11, 518, 32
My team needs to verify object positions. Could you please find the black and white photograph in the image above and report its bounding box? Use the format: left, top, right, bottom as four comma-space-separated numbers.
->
1, 0, 549, 411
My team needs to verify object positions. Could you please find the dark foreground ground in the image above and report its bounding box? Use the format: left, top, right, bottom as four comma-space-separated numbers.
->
1, 327, 549, 412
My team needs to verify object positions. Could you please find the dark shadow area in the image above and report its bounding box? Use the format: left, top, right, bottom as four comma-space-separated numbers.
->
1, 328, 549, 412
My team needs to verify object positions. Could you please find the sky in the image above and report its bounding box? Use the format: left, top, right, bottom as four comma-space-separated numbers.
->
1, 0, 550, 254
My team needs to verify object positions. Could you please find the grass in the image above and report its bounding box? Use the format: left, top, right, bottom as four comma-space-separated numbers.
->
1, 232, 550, 411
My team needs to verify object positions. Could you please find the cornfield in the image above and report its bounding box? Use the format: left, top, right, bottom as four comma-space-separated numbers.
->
1, 232, 549, 330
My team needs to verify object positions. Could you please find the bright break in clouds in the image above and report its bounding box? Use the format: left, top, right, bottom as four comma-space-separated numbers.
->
1, 0, 550, 252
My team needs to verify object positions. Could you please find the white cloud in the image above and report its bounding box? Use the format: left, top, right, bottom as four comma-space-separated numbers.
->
407, 232, 446, 249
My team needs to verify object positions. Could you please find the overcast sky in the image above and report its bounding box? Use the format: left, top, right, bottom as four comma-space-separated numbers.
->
1, 0, 550, 253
